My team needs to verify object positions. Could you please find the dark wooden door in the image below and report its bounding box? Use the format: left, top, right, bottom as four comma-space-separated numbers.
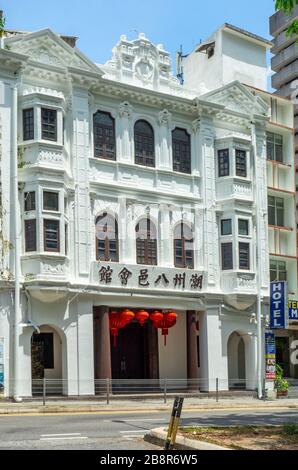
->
111, 322, 147, 379
276, 337, 290, 377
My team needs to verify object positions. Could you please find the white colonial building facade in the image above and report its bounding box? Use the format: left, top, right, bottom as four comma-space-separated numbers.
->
0, 23, 296, 398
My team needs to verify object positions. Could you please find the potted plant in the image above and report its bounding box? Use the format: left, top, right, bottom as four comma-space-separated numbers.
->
275, 364, 289, 398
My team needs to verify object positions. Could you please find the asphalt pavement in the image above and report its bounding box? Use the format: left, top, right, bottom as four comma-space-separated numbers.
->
0, 408, 298, 450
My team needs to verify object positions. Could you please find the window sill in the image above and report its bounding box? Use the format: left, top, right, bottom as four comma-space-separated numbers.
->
217, 175, 251, 183
266, 159, 291, 168
22, 253, 67, 259
18, 140, 63, 149
268, 225, 293, 232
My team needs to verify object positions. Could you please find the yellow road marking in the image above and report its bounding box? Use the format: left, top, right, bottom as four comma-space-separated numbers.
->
0, 406, 297, 418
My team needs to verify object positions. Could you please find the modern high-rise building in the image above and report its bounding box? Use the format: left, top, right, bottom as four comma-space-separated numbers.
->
270, 6, 298, 203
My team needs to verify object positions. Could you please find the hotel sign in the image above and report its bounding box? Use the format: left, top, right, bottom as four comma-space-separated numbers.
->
94, 263, 205, 293
269, 281, 288, 329
288, 300, 298, 321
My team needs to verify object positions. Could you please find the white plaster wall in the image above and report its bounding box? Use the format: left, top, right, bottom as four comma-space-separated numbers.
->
183, 29, 267, 95
158, 310, 187, 382
0, 292, 12, 397
222, 31, 267, 90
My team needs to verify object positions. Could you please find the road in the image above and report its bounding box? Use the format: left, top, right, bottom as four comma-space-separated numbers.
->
0, 408, 298, 449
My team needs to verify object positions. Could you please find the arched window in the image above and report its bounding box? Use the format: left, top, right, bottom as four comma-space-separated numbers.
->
134, 120, 155, 167
136, 218, 157, 265
95, 213, 118, 261
174, 223, 194, 268
93, 111, 116, 160
172, 128, 191, 174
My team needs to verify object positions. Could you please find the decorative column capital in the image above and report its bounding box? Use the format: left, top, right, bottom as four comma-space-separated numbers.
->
192, 118, 201, 134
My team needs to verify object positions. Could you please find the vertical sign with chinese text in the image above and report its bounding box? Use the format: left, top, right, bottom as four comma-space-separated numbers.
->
265, 331, 276, 380
0, 339, 4, 393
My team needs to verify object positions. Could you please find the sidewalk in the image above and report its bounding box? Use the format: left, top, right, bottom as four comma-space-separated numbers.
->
0, 396, 297, 415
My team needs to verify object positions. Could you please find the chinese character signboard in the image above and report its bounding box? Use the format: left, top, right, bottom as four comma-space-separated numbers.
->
288, 300, 298, 321
269, 281, 288, 329
95, 263, 204, 293
0, 339, 4, 393
265, 331, 276, 380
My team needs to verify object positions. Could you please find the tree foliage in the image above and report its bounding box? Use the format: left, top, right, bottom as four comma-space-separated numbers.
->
0, 14, 5, 37
275, 0, 298, 40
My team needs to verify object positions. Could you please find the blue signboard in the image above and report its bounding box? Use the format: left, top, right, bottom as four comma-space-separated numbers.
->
270, 281, 288, 329
289, 301, 298, 321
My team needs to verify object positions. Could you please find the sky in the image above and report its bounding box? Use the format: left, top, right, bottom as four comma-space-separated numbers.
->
1, 0, 275, 65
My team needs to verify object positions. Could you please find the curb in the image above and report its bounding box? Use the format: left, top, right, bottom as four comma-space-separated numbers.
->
144, 427, 230, 451
0, 401, 297, 415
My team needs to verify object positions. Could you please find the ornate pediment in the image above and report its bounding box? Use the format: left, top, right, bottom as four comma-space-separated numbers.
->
201, 81, 269, 118
101, 33, 181, 93
5, 29, 102, 75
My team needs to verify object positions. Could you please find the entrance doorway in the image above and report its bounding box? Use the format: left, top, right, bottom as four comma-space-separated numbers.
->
227, 331, 246, 389
111, 321, 159, 380
31, 326, 63, 396
276, 337, 290, 377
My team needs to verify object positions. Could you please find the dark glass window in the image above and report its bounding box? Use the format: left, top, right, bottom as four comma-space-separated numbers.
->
221, 219, 232, 236
238, 219, 249, 236
95, 213, 118, 262
134, 120, 155, 167
43, 192, 59, 211
24, 192, 36, 212
44, 219, 60, 252
268, 196, 284, 227
93, 111, 116, 160
172, 128, 191, 174
32, 333, 54, 369
218, 149, 229, 177
41, 108, 57, 141
23, 108, 34, 141
239, 242, 250, 270
266, 132, 283, 163
174, 223, 194, 269
221, 243, 233, 270
25, 219, 36, 252
270, 260, 287, 282
136, 218, 157, 265
235, 149, 247, 177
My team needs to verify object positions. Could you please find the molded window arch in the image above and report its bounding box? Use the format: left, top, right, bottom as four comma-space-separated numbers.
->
95, 213, 118, 261
174, 223, 194, 268
93, 111, 116, 160
134, 120, 155, 167
135, 218, 157, 265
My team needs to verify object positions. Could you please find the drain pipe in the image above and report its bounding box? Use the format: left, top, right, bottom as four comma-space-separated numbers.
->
11, 82, 22, 402
250, 121, 264, 400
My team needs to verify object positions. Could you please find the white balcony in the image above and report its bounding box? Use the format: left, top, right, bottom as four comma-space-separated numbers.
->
216, 178, 253, 202
221, 272, 256, 294
19, 142, 69, 173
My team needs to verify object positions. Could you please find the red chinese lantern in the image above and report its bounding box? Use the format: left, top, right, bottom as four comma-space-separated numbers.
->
135, 309, 149, 327
121, 308, 135, 326
151, 311, 178, 346
150, 311, 163, 328
109, 311, 125, 347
